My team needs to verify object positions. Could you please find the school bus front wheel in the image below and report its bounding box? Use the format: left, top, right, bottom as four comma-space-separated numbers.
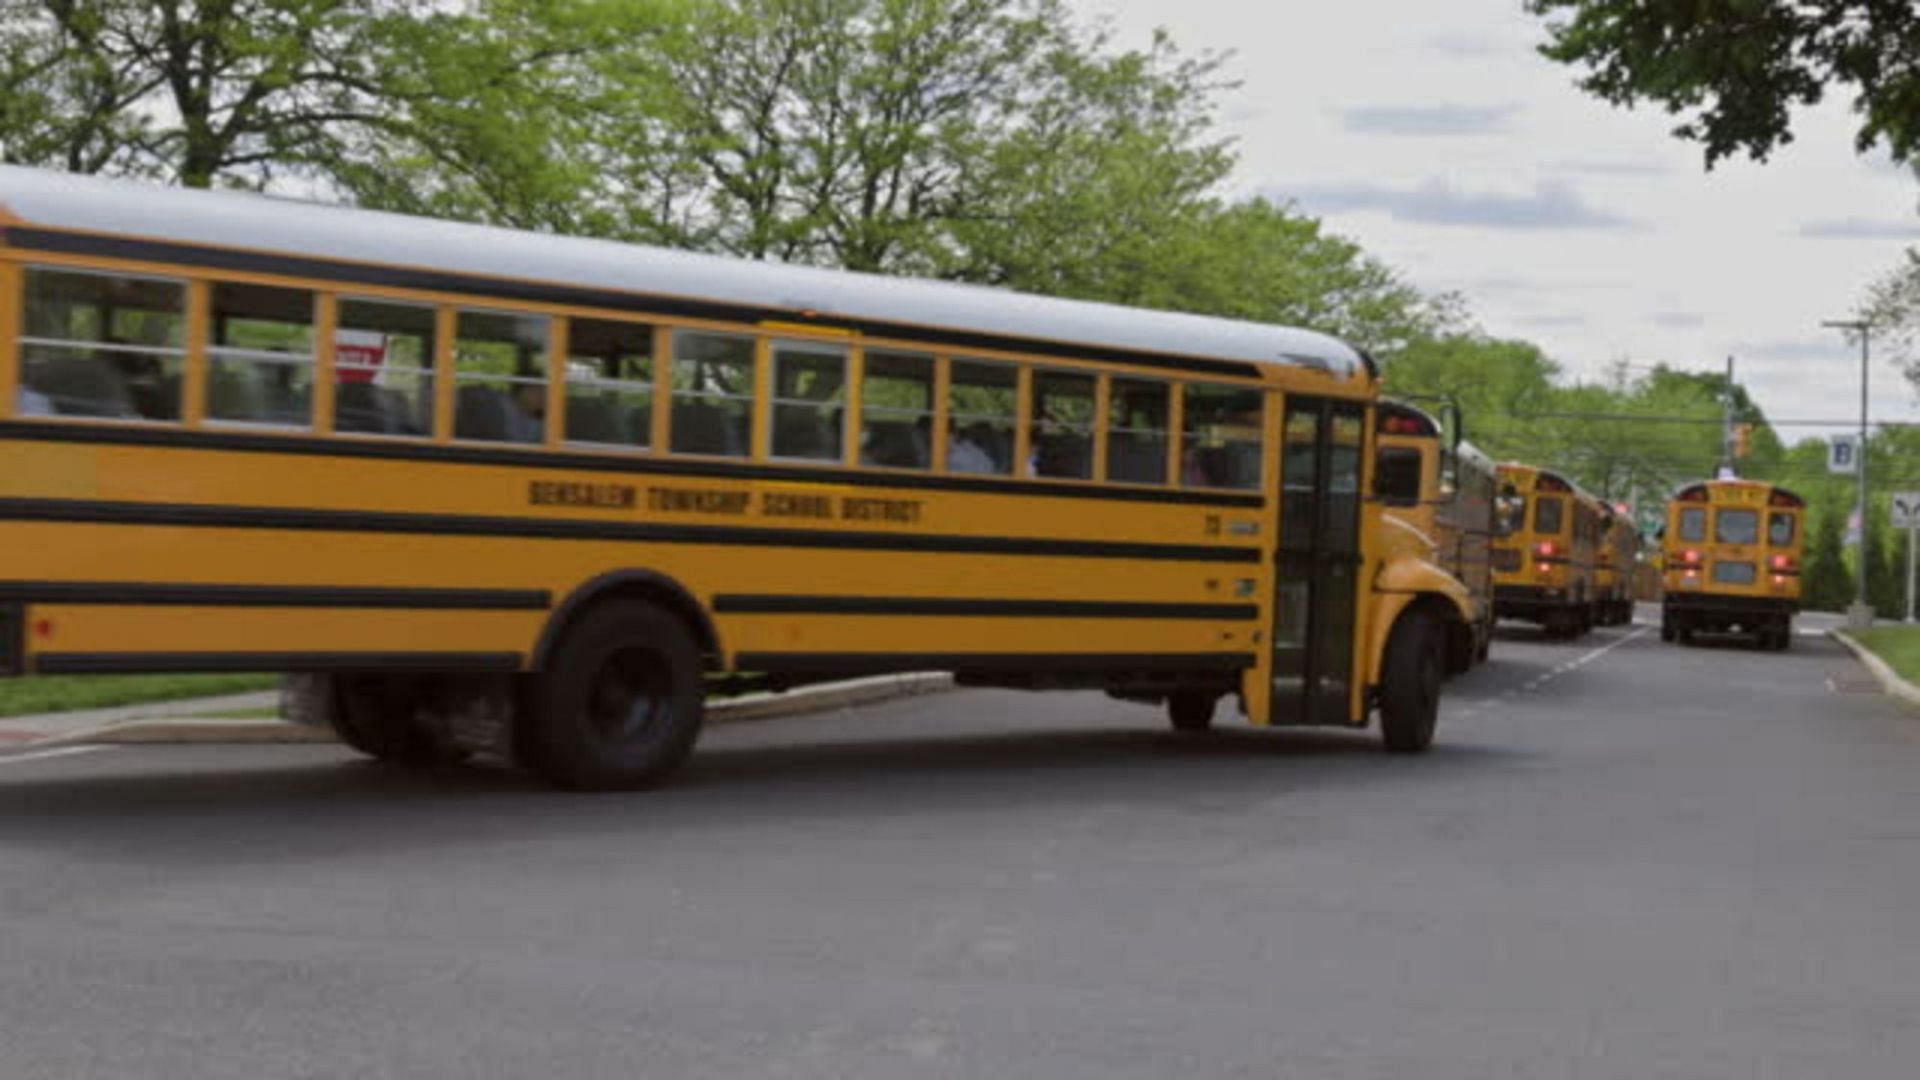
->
1379, 610, 1442, 753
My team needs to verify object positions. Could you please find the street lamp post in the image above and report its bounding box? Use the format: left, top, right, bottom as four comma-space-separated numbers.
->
1824, 319, 1873, 630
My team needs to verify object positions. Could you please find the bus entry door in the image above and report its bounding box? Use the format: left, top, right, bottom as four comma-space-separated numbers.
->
1271, 397, 1366, 725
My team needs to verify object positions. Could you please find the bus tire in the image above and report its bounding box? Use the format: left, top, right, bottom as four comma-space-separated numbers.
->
327, 675, 444, 767
522, 601, 704, 791
1660, 620, 1676, 643
1167, 691, 1217, 732
1379, 611, 1441, 753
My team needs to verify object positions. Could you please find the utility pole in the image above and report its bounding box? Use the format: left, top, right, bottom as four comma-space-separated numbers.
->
1824, 319, 1873, 630
1721, 355, 1735, 477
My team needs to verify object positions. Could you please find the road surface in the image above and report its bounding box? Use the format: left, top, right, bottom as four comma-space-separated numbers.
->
1, 616, 1915, 1078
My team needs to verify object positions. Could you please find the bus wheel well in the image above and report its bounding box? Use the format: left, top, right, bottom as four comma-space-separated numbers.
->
1398, 593, 1472, 675
534, 571, 721, 672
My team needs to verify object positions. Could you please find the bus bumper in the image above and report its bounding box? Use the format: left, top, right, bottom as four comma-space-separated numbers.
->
1663, 593, 1797, 632
1493, 584, 1574, 624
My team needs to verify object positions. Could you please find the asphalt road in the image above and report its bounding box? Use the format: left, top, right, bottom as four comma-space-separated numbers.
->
2, 614, 1917, 1078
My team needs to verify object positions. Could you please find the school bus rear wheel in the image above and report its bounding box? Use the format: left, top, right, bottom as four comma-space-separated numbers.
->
326, 674, 452, 767
522, 601, 706, 791
1167, 691, 1218, 733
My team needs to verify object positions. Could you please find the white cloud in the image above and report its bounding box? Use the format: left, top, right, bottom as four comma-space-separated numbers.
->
1800, 218, 1920, 240
1282, 179, 1633, 231
1085, 0, 1920, 432
1340, 104, 1520, 137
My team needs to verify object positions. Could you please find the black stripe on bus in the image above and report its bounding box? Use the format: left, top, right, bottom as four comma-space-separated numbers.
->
0, 420, 1266, 510
0, 581, 550, 610
712, 595, 1259, 620
0, 497, 1262, 563
4, 227, 1265, 381
32, 651, 522, 675
732, 651, 1255, 674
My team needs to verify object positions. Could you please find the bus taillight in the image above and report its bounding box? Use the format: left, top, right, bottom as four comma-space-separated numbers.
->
1537, 541, 1555, 557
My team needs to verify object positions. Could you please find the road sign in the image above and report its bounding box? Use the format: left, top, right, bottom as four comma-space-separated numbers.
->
1895, 492, 1920, 531
1830, 435, 1859, 474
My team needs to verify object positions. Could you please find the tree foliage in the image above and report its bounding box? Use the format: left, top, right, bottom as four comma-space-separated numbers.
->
0, 0, 671, 214
1527, 0, 1920, 167
0, 0, 1450, 356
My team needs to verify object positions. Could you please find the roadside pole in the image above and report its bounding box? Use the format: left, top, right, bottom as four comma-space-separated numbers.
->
1896, 492, 1920, 623
1826, 319, 1874, 630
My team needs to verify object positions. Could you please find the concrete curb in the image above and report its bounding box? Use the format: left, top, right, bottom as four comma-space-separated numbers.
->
53, 672, 957, 747
1829, 630, 1920, 709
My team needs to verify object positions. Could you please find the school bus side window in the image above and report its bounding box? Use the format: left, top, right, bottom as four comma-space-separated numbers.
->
454, 309, 548, 444
671, 331, 753, 457
1030, 368, 1094, 479
948, 359, 1016, 475
208, 282, 315, 428
565, 317, 652, 449
770, 341, 847, 462
1182, 382, 1262, 490
20, 266, 186, 421
335, 298, 435, 437
860, 350, 933, 469
1107, 378, 1169, 485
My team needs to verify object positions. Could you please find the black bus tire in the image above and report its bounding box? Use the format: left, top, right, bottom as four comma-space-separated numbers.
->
523, 602, 705, 791
1379, 611, 1441, 754
1167, 691, 1217, 732
328, 675, 443, 766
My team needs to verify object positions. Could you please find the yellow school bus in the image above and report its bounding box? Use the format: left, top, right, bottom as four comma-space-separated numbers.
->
1491, 462, 1602, 638
1374, 399, 1495, 670
1592, 503, 1641, 627
0, 166, 1475, 788
1660, 479, 1803, 649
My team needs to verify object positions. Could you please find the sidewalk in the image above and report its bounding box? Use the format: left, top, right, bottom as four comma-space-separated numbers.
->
0, 673, 955, 749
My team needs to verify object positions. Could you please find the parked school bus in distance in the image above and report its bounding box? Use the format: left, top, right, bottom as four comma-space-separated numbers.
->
1374, 399, 1495, 670
0, 166, 1477, 789
1661, 479, 1803, 650
1592, 503, 1641, 627
1491, 463, 1603, 639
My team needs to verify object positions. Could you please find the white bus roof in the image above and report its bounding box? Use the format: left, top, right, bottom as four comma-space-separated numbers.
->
0, 165, 1364, 379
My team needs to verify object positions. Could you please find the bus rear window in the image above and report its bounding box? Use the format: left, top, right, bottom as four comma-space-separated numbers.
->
1716, 509, 1758, 545
1769, 512, 1796, 546
1375, 447, 1422, 506
1534, 496, 1564, 535
1678, 507, 1706, 542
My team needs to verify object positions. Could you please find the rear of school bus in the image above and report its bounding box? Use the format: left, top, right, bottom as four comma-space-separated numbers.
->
1591, 504, 1639, 627
1374, 400, 1494, 671
1491, 463, 1597, 638
1660, 480, 1803, 650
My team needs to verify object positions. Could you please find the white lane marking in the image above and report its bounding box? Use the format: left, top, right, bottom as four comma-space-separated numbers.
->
0, 745, 110, 768
1475, 625, 1652, 713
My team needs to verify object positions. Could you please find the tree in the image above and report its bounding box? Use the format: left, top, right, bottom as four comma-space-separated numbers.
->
1527, 1, 1920, 167
1804, 498, 1851, 612
600, 0, 1239, 279
0, 0, 669, 218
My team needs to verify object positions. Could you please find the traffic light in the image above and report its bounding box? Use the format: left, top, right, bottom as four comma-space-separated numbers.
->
1732, 422, 1753, 458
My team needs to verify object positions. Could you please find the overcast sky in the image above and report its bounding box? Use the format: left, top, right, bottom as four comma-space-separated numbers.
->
1087, 0, 1920, 442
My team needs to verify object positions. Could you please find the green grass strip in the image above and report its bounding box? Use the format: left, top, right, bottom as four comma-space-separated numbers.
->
1852, 626, 1920, 686
0, 674, 279, 718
